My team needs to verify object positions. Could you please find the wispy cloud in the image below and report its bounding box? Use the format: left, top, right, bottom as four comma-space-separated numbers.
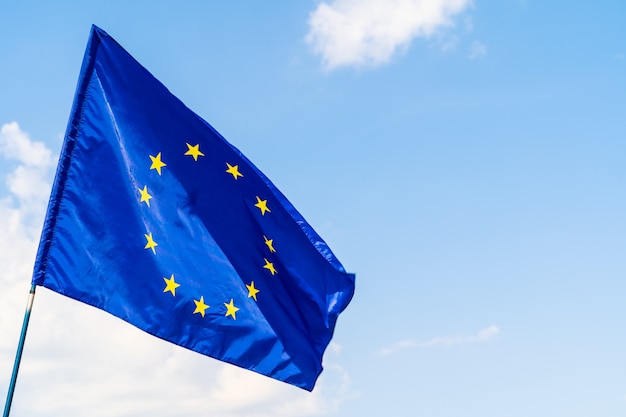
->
468, 40, 487, 59
306, 0, 473, 70
379, 325, 500, 356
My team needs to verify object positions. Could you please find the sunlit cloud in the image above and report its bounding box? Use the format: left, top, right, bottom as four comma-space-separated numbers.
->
379, 325, 500, 356
306, 0, 473, 70
0, 121, 53, 168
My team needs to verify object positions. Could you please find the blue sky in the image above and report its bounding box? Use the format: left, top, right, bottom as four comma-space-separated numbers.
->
1, 1, 625, 416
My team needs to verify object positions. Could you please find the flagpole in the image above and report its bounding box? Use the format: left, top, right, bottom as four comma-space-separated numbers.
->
3, 284, 36, 417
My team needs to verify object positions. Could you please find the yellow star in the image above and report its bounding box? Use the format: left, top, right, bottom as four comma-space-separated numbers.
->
184, 143, 205, 161
193, 296, 210, 317
263, 235, 276, 253
246, 281, 260, 301
163, 274, 180, 296
149, 152, 167, 175
138, 185, 152, 207
263, 258, 277, 275
144, 232, 158, 254
224, 299, 239, 320
226, 162, 243, 179
254, 196, 271, 216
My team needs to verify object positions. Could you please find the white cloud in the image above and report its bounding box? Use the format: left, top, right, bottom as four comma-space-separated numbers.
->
0, 122, 53, 290
7, 165, 53, 204
0, 122, 53, 168
0, 122, 353, 417
306, 0, 473, 70
379, 325, 500, 356
0, 122, 54, 219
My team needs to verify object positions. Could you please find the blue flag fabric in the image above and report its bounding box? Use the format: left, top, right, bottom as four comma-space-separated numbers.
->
32, 25, 355, 391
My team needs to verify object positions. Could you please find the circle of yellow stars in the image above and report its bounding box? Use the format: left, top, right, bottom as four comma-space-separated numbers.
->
137, 142, 280, 321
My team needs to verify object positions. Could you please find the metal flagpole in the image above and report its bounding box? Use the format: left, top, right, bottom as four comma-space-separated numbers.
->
3, 284, 36, 417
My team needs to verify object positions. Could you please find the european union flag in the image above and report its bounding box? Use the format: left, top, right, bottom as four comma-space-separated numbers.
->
32, 25, 355, 391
